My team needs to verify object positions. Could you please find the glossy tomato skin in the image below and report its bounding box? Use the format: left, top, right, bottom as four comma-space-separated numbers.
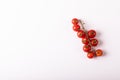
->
90, 38, 98, 46
72, 18, 79, 25
95, 49, 103, 56
83, 45, 91, 52
77, 30, 86, 38
72, 25, 80, 32
82, 38, 89, 45
88, 30, 96, 38
87, 51, 94, 58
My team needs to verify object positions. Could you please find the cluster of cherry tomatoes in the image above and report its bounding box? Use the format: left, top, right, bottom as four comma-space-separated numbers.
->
72, 18, 103, 59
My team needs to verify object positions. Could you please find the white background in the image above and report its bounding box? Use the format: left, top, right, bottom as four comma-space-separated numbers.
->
0, 0, 120, 80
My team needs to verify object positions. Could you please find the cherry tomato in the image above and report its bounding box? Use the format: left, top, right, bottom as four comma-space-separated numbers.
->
82, 38, 89, 45
73, 25, 80, 32
88, 30, 96, 38
77, 30, 86, 38
95, 49, 103, 56
87, 51, 94, 58
90, 38, 98, 46
83, 45, 91, 52
72, 18, 79, 24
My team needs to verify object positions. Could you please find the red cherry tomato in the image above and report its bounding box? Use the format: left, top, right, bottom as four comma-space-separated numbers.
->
72, 25, 80, 32
82, 38, 89, 45
72, 18, 79, 25
88, 30, 96, 38
90, 38, 98, 46
77, 30, 86, 38
87, 51, 94, 58
83, 45, 91, 52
